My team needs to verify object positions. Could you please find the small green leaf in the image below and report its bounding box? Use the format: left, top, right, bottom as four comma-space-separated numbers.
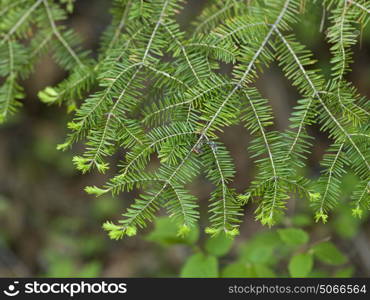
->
221, 263, 252, 278
45, 258, 74, 277
291, 214, 312, 227
334, 267, 354, 278
180, 253, 218, 278
205, 231, 234, 257
146, 217, 198, 245
77, 261, 102, 277
332, 206, 360, 239
278, 228, 309, 246
240, 245, 273, 264
253, 264, 276, 278
288, 253, 313, 277
307, 269, 330, 278
239, 231, 281, 264
311, 242, 347, 265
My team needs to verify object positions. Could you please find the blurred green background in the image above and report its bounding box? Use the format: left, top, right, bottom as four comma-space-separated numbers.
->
0, 0, 369, 277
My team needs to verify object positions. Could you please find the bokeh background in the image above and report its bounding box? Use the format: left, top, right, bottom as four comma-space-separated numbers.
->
0, 0, 369, 277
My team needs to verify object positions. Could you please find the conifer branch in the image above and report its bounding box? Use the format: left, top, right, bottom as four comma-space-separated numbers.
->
42, 0, 83, 67
0, 0, 42, 46
348, 0, 370, 14
105, 0, 132, 52
1, 0, 369, 239
275, 28, 370, 172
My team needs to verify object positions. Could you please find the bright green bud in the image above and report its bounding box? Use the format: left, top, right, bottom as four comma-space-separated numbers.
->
102, 221, 125, 240
85, 185, 108, 197
56, 141, 70, 151
67, 102, 76, 113
72, 156, 91, 173
67, 121, 83, 131
314, 210, 328, 223
108, 230, 125, 240
205, 227, 220, 237
177, 224, 190, 237
225, 227, 239, 238
351, 206, 363, 218
38, 87, 59, 104
237, 193, 250, 204
0, 113, 5, 124
96, 162, 109, 173
260, 215, 275, 227
309, 192, 321, 202
102, 221, 120, 232
125, 226, 137, 237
